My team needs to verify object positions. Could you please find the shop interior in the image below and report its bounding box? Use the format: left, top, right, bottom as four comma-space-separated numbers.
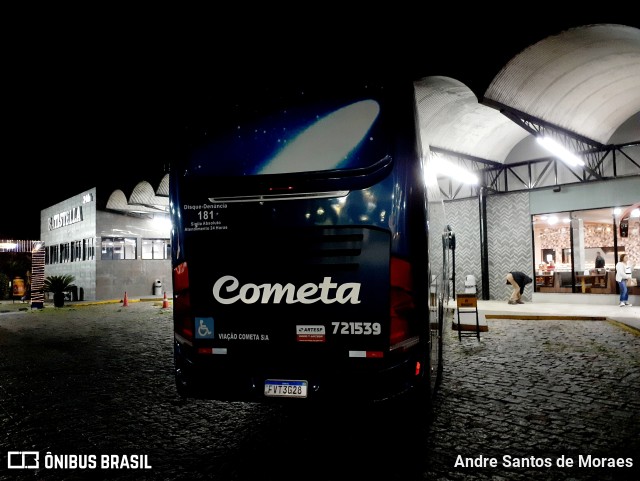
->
532, 205, 639, 294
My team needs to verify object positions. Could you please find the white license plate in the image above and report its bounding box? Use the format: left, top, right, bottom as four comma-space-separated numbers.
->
264, 379, 308, 398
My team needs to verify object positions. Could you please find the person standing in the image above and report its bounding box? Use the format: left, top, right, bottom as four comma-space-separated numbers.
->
505, 271, 533, 305
615, 254, 632, 307
595, 251, 605, 269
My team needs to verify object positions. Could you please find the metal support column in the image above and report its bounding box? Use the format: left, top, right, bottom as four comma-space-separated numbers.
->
478, 187, 490, 300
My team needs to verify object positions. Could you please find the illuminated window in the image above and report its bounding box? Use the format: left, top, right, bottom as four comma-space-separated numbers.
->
101, 237, 137, 260
142, 239, 170, 260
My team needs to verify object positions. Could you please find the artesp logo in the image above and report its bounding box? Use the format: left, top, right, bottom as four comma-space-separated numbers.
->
7, 451, 39, 469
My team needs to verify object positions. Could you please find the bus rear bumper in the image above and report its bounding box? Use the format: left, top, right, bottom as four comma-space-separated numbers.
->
174, 341, 427, 404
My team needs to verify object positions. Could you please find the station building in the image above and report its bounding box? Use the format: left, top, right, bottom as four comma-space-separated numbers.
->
39, 175, 171, 302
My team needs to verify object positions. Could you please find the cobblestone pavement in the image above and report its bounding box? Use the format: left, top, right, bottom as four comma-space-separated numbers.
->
0, 302, 638, 481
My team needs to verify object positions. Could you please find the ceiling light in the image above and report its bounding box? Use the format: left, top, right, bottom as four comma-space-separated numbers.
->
430, 156, 478, 185
536, 136, 585, 167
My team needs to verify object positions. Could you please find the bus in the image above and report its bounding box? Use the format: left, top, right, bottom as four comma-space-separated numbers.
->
169, 77, 445, 406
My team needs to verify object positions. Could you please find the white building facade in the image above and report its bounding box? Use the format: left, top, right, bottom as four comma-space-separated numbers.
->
40, 186, 171, 301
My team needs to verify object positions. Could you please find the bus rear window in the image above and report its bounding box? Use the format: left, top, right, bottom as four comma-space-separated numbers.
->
183, 80, 397, 177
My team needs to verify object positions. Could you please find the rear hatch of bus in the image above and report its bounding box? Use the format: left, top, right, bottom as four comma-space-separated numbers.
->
180, 205, 400, 401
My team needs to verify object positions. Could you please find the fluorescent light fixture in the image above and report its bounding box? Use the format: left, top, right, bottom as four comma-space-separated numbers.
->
536, 136, 585, 167
423, 158, 439, 187
430, 156, 478, 185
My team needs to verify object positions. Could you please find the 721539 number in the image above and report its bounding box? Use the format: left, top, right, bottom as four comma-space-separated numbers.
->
331, 322, 381, 335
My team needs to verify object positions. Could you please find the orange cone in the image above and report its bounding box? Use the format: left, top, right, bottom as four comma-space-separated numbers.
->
162, 291, 170, 309
123, 291, 129, 307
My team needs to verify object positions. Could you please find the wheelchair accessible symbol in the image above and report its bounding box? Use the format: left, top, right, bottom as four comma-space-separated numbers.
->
195, 317, 214, 339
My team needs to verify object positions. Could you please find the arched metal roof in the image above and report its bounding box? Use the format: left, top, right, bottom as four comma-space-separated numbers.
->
156, 173, 169, 197
417, 23, 640, 200
414, 76, 529, 163
129, 181, 169, 210
417, 24, 640, 166
484, 24, 640, 145
106, 189, 165, 214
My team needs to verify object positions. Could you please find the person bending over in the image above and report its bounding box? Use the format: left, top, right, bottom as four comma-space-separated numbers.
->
506, 271, 533, 305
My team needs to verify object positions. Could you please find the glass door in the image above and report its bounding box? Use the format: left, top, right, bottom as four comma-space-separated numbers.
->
533, 207, 625, 294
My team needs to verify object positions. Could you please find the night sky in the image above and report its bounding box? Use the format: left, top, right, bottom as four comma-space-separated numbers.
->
2, 13, 636, 240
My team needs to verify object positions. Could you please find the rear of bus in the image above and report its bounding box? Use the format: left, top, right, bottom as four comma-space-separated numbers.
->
170, 78, 436, 404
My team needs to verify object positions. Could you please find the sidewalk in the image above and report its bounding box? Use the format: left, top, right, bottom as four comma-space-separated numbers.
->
475, 299, 640, 333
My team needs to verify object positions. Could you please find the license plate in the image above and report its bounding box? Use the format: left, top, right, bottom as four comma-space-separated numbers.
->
264, 379, 308, 398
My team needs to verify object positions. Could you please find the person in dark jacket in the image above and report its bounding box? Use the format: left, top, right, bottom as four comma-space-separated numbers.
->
505, 271, 533, 304
595, 251, 605, 269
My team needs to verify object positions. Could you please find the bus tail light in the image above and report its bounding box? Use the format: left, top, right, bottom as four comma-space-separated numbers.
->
174, 291, 193, 340
174, 261, 189, 292
390, 257, 414, 345
173, 262, 193, 341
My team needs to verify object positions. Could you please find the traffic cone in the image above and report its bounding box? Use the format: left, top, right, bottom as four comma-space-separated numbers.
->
123, 291, 129, 307
162, 291, 170, 309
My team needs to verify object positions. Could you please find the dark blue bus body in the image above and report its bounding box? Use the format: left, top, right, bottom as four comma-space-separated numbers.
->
170, 78, 442, 404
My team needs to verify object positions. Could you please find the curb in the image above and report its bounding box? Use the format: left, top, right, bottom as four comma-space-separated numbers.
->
484, 314, 607, 321
607, 319, 640, 335
72, 298, 172, 307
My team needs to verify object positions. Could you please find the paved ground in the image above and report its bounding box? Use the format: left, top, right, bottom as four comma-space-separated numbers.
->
0, 300, 638, 480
